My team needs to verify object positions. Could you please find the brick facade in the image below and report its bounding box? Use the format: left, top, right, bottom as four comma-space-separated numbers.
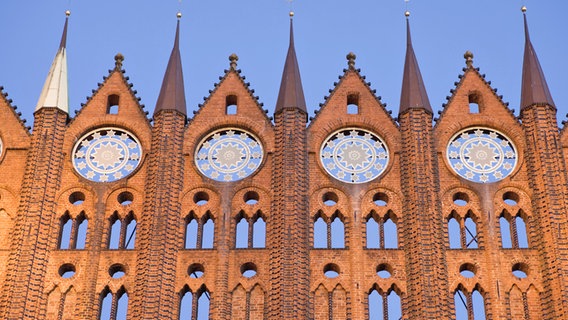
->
0, 12, 567, 320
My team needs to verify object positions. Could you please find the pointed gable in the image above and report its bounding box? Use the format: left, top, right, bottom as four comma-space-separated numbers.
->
399, 16, 431, 115
435, 52, 517, 130
274, 15, 307, 116
309, 53, 396, 130
0, 87, 31, 148
154, 17, 187, 116
35, 12, 70, 113
189, 54, 273, 127
68, 54, 151, 131
520, 10, 555, 109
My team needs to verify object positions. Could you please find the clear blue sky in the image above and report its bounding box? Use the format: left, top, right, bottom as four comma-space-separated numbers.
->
1, 1, 567, 126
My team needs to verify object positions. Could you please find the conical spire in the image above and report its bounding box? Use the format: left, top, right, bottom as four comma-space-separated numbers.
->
155, 14, 187, 116
399, 13, 431, 114
35, 11, 70, 113
520, 7, 555, 109
275, 12, 307, 115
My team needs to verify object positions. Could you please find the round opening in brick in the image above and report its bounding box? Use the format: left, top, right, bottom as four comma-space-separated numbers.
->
512, 263, 528, 279
69, 191, 85, 205
59, 264, 76, 279
323, 263, 340, 278
109, 264, 126, 279
188, 263, 205, 279
376, 264, 393, 278
241, 262, 257, 278
459, 263, 476, 278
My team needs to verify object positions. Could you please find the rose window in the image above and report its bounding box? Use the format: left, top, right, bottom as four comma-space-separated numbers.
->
447, 127, 517, 183
195, 128, 263, 182
72, 127, 142, 183
320, 128, 389, 184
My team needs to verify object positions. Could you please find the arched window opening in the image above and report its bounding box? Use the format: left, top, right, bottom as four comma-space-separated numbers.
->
99, 289, 113, 320
107, 94, 120, 114
330, 215, 345, 248
454, 288, 486, 320
235, 215, 249, 249
116, 291, 129, 320
499, 215, 512, 248
124, 216, 137, 250
366, 215, 380, 249
75, 214, 88, 249
448, 217, 461, 249
368, 288, 401, 320
185, 215, 199, 249
313, 216, 327, 248
515, 216, 529, 248
226, 95, 238, 115
201, 216, 215, 249
108, 215, 122, 250
196, 290, 211, 320
383, 217, 398, 249
500, 211, 529, 249
347, 93, 359, 114
252, 216, 266, 248
179, 288, 193, 320
464, 216, 478, 249
59, 214, 73, 250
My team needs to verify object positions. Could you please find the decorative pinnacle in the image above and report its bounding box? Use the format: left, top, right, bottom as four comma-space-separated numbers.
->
464, 51, 474, 68
289, 11, 294, 18
177, 12, 182, 19
229, 53, 239, 70
521, 6, 527, 13
65, 10, 71, 17
115, 53, 125, 70
347, 52, 356, 69
405, 11, 410, 17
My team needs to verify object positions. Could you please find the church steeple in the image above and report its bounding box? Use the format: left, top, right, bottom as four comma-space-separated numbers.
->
520, 6, 555, 110
154, 13, 187, 116
399, 12, 431, 115
35, 11, 70, 113
274, 12, 307, 116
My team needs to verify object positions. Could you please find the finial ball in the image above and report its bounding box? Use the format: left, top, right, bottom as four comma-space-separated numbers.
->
521, 6, 527, 13
405, 11, 410, 17
177, 12, 182, 19
289, 11, 294, 17
65, 10, 71, 17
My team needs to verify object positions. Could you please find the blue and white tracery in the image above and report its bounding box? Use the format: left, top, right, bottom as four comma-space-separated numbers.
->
320, 128, 389, 184
447, 127, 517, 183
72, 127, 142, 183
195, 128, 263, 182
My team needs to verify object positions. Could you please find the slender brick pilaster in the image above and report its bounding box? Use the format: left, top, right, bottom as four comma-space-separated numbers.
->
399, 109, 450, 318
1, 108, 67, 319
268, 108, 310, 319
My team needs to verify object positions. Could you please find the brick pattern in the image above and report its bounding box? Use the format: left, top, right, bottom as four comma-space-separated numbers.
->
1, 60, 568, 320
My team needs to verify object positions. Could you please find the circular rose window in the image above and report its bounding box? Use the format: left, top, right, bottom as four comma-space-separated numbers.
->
320, 128, 389, 184
72, 127, 142, 183
446, 127, 517, 183
195, 128, 263, 182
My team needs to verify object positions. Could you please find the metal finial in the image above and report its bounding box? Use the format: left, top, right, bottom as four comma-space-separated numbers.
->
177, 12, 182, 19
347, 52, 356, 69
464, 51, 474, 68
289, 11, 294, 18
521, 6, 527, 13
229, 53, 239, 70
405, 11, 410, 17
65, 10, 71, 17
115, 53, 125, 70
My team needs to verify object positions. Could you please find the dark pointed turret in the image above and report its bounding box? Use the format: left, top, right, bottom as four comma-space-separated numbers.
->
155, 13, 187, 116
520, 6, 555, 110
35, 11, 70, 113
399, 12, 431, 115
275, 12, 307, 115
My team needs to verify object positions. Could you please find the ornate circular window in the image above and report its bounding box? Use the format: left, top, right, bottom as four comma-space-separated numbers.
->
320, 128, 389, 184
446, 127, 517, 183
195, 128, 263, 182
72, 127, 142, 183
